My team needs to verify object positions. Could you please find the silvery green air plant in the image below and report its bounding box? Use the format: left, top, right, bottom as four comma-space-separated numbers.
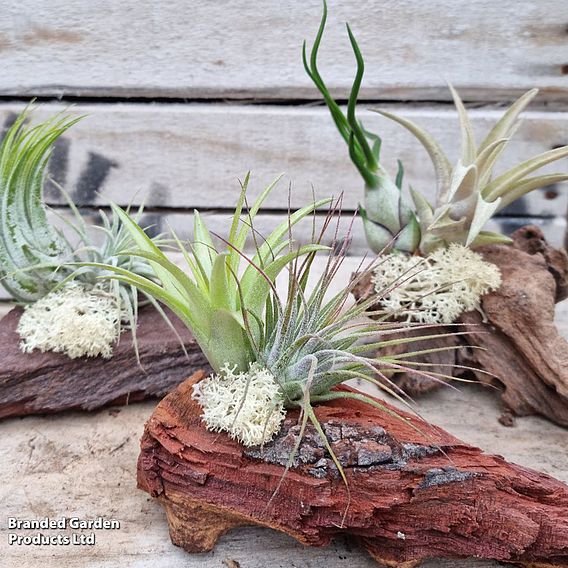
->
92, 176, 471, 490
0, 107, 172, 359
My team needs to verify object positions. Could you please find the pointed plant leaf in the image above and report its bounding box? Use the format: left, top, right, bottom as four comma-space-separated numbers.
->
243, 197, 331, 283
445, 161, 478, 204
469, 230, 513, 248
364, 169, 402, 234
475, 138, 510, 188
193, 209, 216, 276
360, 207, 395, 254
395, 159, 404, 189
372, 109, 452, 200
111, 204, 183, 299
80, 261, 211, 346
242, 243, 328, 322
465, 195, 502, 246
210, 253, 233, 311
395, 214, 421, 253
234, 173, 285, 259
484, 145, 568, 201
410, 186, 434, 230
496, 173, 568, 210
449, 84, 476, 165
478, 88, 538, 153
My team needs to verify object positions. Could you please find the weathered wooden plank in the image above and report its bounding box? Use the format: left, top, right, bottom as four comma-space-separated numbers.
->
1, 102, 567, 216
0, 1, 567, 101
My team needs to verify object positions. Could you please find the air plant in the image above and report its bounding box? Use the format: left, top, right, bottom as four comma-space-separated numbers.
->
90, 176, 467, 492
375, 89, 568, 254
304, 2, 568, 325
304, 1, 568, 256
303, 0, 420, 254
0, 106, 167, 359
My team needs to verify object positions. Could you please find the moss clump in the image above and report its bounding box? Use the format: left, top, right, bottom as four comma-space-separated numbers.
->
192, 363, 286, 447
373, 244, 502, 324
17, 282, 123, 359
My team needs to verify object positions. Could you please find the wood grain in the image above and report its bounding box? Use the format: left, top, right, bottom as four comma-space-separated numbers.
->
0, 1, 567, 101
138, 374, 568, 566
1, 102, 566, 214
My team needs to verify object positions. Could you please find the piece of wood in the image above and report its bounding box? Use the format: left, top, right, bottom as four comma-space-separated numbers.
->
1, 1, 567, 102
137, 372, 568, 567
0, 305, 210, 419
353, 226, 568, 427
2, 359, 567, 568
459, 226, 568, 426
0, 103, 566, 217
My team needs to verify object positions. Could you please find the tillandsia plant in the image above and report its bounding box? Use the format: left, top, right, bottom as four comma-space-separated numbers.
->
303, 0, 420, 255
91, 176, 468, 488
0, 106, 169, 359
305, 2, 568, 324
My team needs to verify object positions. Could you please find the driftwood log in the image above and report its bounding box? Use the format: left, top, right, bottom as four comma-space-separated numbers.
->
0, 306, 210, 419
352, 226, 568, 428
138, 372, 568, 567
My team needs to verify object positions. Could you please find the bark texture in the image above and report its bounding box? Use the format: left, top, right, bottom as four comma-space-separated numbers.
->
0, 306, 210, 419
138, 372, 568, 567
351, 226, 568, 427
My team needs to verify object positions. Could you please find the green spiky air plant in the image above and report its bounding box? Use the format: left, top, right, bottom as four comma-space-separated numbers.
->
91, 176, 467, 493
0, 109, 81, 300
305, 2, 568, 256
0, 106, 167, 359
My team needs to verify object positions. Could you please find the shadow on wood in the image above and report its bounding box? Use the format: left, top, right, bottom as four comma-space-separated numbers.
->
138, 372, 568, 567
351, 226, 568, 428
0, 306, 210, 419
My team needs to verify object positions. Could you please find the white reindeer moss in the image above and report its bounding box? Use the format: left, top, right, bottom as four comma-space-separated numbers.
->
373, 244, 502, 324
192, 363, 286, 447
17, 283, 123, 359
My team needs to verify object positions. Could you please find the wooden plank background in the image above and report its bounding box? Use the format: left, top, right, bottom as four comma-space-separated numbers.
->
1, 0, 567, 101
1, 1, 568, 566
0, 102, 566, 253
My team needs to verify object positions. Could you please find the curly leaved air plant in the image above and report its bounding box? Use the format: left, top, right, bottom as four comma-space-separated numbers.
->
91, 175, 477, 505
303, 0, 420, 255
0, 107, 174, 359
305, 2, 568, 324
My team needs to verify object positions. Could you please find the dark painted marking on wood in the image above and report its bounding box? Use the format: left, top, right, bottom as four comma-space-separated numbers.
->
74, 151, 118, 204
1, 111, 19, 134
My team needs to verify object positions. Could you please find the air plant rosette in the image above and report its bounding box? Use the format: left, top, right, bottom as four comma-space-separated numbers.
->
0, 108, 207, 419
106, 182, 568, 566
304, 2, 568, 427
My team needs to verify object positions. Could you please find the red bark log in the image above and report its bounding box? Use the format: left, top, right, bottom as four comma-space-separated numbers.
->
0, 306, 210, 419
138, 372, 568, 567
